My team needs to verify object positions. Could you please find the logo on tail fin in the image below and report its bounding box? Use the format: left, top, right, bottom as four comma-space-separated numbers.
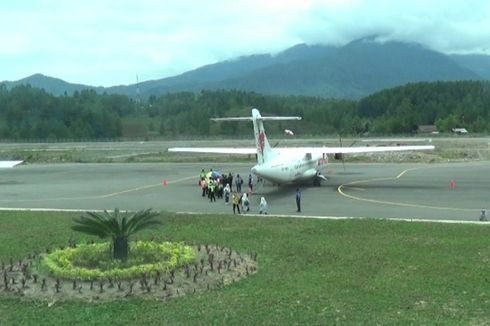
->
258, 131, 265, 155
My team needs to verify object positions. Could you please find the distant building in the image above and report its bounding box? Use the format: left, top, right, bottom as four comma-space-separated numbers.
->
452, 128, 468, 134
417, 125, 437, 134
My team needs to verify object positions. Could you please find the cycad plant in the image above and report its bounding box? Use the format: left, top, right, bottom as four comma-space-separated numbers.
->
72, 208, 162, 261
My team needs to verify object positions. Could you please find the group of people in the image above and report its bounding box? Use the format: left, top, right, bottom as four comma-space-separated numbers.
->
199, 169, 268, 215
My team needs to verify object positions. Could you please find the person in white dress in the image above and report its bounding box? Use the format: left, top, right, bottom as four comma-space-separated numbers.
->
259, 197, 268, 215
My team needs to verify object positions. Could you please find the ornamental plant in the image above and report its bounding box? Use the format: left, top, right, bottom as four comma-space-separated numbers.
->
72, 208, 162, 261
42, 241, 196, 280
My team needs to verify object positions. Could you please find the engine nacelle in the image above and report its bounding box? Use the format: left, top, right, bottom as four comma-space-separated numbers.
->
334, 153, 343, 160
302, 168, 318, 179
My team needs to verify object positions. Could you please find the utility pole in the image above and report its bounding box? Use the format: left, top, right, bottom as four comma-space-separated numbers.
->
135, 74, 142, 111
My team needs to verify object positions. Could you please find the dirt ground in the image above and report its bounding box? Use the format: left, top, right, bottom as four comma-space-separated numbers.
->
0, 244, 257, 303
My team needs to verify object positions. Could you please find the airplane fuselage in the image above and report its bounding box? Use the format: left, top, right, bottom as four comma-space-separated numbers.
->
251, 152, 328, 184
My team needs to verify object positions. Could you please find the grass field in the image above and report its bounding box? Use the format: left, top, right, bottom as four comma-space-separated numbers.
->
0, 136, 489, 164
1, 211, 489, 325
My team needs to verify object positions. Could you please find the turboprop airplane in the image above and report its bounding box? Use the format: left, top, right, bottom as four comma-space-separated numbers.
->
168, 109, 434, 185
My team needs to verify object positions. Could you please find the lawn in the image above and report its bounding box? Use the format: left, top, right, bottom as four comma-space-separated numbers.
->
0, 211, 489, 325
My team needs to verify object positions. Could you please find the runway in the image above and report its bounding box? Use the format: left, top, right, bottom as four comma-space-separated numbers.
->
0, 162, 489, 221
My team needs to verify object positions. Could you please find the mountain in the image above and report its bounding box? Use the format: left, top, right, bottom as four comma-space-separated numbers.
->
450, 54, 490, 80
0, 73, 102, 96
2, 39, 488, 99
109, 39, 482, 99
106, 44, 338, 97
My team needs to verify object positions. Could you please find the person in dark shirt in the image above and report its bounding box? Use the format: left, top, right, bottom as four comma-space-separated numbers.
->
235, 174, 243, 193
295, 188, 301, 213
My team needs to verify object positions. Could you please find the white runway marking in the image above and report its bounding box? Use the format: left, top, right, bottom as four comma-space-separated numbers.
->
175, 211, 489, 225
0, 206, 487, 225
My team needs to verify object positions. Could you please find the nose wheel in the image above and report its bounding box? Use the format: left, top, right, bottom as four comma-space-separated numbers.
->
313, 177, 321, 187
313, 172, 327, 187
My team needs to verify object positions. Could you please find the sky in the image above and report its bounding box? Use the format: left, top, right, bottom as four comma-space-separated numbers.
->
1, 0, 489, 86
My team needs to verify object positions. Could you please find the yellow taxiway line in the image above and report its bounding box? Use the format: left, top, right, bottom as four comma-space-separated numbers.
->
86, 175, 199, 198
0, 175, 199, 203
100, 175, 198, 198
337, 167, 477, 213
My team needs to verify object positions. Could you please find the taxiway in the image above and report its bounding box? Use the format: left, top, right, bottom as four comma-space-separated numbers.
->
1, 162, 488, 222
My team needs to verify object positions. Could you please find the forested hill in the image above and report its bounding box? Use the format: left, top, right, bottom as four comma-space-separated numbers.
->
2, 39, 488, 99
0, 85, 130, 139
0, 80, 489, 141
357, 80, 490, 133
2, 74, 105, 97
148, 80, 490, 137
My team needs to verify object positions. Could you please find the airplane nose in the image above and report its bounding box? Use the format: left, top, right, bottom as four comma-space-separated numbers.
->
251, 165, 266, 178
251, 165, 261, 175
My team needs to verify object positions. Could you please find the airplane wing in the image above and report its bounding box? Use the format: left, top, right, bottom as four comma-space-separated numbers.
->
0, 160, 24, 168
168, 145, 434, 155
211, 116, 301, 122
168, 147, 257, 154
275, 145, 435, 155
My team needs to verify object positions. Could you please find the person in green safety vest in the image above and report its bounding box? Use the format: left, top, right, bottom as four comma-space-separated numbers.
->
208, 179, 216, 202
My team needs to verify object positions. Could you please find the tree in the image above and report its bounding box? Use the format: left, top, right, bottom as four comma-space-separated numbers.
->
72, 208, 162, 261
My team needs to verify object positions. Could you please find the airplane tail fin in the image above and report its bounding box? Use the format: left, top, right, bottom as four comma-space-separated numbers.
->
212, 108, 301, 165
251, 109, 275, 164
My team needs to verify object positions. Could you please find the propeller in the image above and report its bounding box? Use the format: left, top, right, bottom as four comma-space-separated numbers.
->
338, 134, 346, 172
273, 128, 295, 148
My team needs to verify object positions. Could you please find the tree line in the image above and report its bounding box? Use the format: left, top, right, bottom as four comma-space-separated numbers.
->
1, 80, 489, 140
0, 84, 130, 140
148, 80, 490, 137
357, 81, 490, 134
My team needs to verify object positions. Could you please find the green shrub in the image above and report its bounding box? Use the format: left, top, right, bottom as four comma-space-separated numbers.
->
41, 241, 196, 280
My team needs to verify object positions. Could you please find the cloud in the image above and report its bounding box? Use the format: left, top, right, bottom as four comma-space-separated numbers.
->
292, 0, 490, 53
1, 0, 489, 86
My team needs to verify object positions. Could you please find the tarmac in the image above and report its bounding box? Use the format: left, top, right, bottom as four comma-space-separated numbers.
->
0, 161, 489, 222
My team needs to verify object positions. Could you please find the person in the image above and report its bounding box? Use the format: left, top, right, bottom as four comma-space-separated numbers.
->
228, 172, 234, 191
235, 174, 243, 193
248, 174, 253, 193
217, 182, 224, 199
232, 192, 241, 214
223, 183, 231, 205
200, 178, 208, 197
199, 169, 206, 181
208, 179, 216, 202
480, 208, 487, 221
259, 197, 268, 215
242, 193, 250, 212
295, 188, 301, 212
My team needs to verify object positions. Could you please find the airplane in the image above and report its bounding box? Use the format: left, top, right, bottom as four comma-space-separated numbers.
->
168, 108, 434, 186
0, 160, 23, 168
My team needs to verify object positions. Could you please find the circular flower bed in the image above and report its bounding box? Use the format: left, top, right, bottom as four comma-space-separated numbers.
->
42, 241, 196, 280
2, 243, 258, 302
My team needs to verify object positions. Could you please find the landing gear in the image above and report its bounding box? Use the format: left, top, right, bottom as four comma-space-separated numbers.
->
313, 177, 321, 187
313, 171, 327, 187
